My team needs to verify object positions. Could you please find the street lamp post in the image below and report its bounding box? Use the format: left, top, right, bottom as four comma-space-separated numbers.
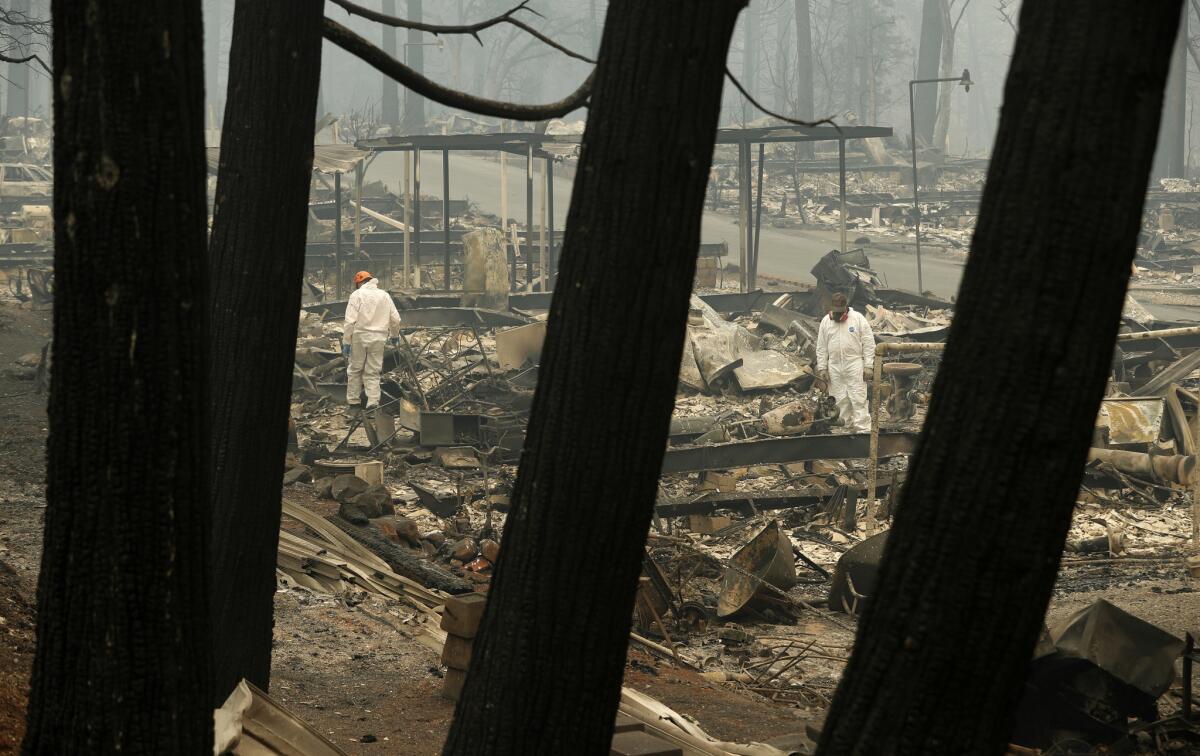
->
908, 69, 972, 295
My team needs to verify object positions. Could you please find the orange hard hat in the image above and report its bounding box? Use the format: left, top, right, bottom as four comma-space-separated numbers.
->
353, 271, 373, 287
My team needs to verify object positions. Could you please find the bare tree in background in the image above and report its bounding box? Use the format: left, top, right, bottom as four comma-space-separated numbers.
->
931, 0, 972, 153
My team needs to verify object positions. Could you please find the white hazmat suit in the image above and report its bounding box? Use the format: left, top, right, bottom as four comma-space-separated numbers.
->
815, 306, 876, 433
344, 278, 401, 408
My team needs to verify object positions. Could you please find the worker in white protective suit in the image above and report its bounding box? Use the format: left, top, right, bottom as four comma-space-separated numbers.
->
344, 270, 402, 410
815, 292, 876, 433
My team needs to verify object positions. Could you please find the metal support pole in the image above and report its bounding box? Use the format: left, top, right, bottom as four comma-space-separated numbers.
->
547, 158, 556, 285
403, 150, 411, 287
354, 162, 363, 260
500, 146, 509, 276
838, 138, 847, 255
910, 80, 923, 295
539, 157, 548, 290
865, 356, 884, 534
738, 140, 750, 292
334, 171, 344, 298
752, 142, 765, 290
442, 148, 450, 289
413, 148, 422, 285
526, 142, 534, 288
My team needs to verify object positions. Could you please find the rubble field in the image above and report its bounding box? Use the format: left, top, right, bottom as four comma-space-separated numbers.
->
7, 230, 1200, 753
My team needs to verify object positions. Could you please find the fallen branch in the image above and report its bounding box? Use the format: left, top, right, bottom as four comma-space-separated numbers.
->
323, 17, 592, 121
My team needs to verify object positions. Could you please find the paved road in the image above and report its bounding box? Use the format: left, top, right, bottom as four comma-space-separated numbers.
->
367, 152, 1195, 320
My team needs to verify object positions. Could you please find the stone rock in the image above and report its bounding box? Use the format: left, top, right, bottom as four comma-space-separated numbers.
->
423, 530, 446, 547
479, 538, 500, 563
331, 474, 369, 503
450, 538, 478, 562
315, 477, 335, 499
14, 352, 40, 368
394, 517, 421, 546
339, 501, 373, 525
1, 366, 35, 381
282, 465, 311, 486
348, 484, 393, 519
371, 517, 400, 541
465, 557, 492, 573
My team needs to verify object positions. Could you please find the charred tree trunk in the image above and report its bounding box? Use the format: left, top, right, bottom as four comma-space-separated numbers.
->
914, 0, 942, 145
24, 1, 211, 751
817, 2, 1182, 753
442, 1, 745, 753
326, 515, 473, 595
6, 0, 29, 119
207, 0, 323, 705
931, 0, 956, 154
795, 0, 815, 158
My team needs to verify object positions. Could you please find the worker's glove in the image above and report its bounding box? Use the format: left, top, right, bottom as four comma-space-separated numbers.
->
816, 369, 830, 387
863, 369, 873, 382
342, 344, 352, 359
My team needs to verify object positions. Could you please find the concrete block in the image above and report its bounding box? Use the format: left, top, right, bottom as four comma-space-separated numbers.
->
440, 592, 487, 638
441, 633, 474, 671
687, 515, 733, 534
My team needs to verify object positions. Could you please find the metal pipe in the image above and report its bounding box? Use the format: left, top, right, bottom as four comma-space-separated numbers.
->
354, 162, 363, 261
909, 80, 922, 294
334, 170, 343, 298
738, 140, 749, 292
501, 145, 511, 290
403, 150, 411, 287
907, 75, 967, 294
413, 147, 421, 285
1117, 324, 1200, 342
752, 142, 764, 290
547, 158, 556, 284
1087, 447, 1198, 485
442, 148, 450, 289
526, 142, 534, 289
838, 138, 847, 255
539, 156, 548, 290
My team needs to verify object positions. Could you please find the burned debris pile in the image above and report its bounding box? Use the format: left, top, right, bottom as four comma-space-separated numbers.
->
270, 242, 1200, 753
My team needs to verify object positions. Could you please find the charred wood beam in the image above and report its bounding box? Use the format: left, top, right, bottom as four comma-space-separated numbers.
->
654, 486, 898, 517
326, 514, 473, 594
660, 432, 920, 474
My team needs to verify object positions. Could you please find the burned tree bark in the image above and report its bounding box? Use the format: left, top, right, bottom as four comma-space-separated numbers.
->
817, 2, 1182, 754
442, 1, 745, 753
24, 1, 211, 752
794, 0, 814, 159
914, 0, 942, 145
207, 0, 323, 705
